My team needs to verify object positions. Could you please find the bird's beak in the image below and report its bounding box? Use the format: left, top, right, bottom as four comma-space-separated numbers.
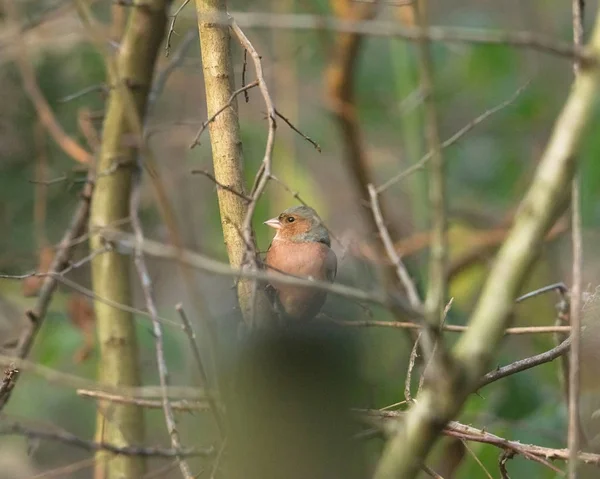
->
264, 217, 281, 229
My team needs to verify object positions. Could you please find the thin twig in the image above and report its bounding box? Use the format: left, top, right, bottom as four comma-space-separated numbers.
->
242, 50, 249, 102
0, 176, 93, 411
230, 20, 278, 325
166, 0, 191, 56
151, 29, 196, 109
130, 159, 194, 479
368, 184, 422, 311
479, 337, 571, 388
368, 410, 592, 472
5, 0, 93, 164
421, 464, 445, 479
499, 450, 514, 479
59, 84, 108, 103
418, 298, 454, 393
516, 282, 569, 302
175, 304, 225, 437
404, 332, 421, 403
230, 21, 277, 245
77, 389, 211, 411
191, 169, 252, 202
377, 81, 529, 193
568, 1, 584, 476
0, 421, 214, 458
189, 80, 259, 148
274, 108, 321, 152
327, 319, 572, 335
225, 12, 592, 64
461, 439, 494, 479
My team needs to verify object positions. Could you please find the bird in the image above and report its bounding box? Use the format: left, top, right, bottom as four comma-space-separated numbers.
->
263, 205, 337, 321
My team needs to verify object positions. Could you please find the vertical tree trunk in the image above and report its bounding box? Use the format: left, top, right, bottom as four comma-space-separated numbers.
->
194, 0, 271, 326
88, 3, 168, 478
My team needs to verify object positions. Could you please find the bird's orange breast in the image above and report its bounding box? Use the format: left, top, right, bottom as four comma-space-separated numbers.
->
265, 240, 336, 320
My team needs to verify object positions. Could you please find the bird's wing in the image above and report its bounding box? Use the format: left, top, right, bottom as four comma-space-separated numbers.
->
326, 248, 338, 283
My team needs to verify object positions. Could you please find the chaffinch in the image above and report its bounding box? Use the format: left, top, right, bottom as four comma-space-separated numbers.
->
264, 206, 337, 321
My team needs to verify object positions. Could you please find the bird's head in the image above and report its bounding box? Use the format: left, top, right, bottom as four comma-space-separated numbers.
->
264, 205, 330, 246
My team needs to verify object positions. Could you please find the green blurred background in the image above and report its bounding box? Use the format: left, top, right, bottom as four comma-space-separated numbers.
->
0, 0, 598, 477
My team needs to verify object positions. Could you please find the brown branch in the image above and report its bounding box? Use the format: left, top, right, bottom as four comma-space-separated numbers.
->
166, 0, 192, 56
499, 450, 514, 479
151, 29, 197, 108
421, 464, 445, 479
329, 319, 572, 336
230, 22, 276, 246
227, 12, 593, 65
368, 184, 422, 311
326, 0, 377, 211
569, 2, 585, 477
77, 389, 211, 412
189, 81, 259, 148
228, 20, 280, 325
0, 177, 93, 411
479, 336, 571, 388
368, 410, 600, 471
404, 332, 421, 403
0, 421, 214, 458
191, 169, 252, 202
274, 108, 321, 152
5, 0, 93, 165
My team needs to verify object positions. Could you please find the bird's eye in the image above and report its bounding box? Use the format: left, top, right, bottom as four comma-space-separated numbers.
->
287, 216, 295, 223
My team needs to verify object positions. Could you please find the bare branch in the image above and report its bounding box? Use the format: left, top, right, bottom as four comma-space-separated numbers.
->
189, 81, 259, 148
569, 2, 585, 477
274, 109, 321, 152
191, 169, 252, 202
130, 157, 194, 478
0, 421, 214, 458
377, 81, 529, 193
225, 12, 593, 65
369, 410, 600, 471
166, 0, 192, 56
328, 319, 572, 335
5, 0, 93, 165
175, 305, 225, 437
0, 177, 93, 411
77, 389, 211, 412
368, 185, 422, 311
479, 337, 571, 388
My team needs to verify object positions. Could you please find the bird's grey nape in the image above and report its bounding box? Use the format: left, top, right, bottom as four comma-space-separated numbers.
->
282, 205, 318, 219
